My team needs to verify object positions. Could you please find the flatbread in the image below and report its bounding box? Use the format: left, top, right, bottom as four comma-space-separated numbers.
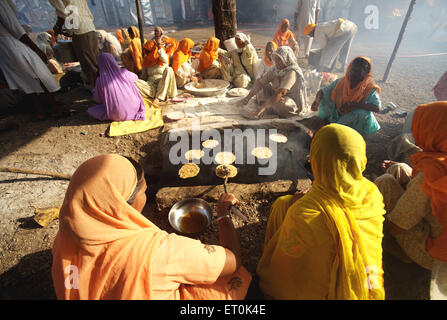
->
202, 139, 220, 149
215, 152, 236, 165
178, 163, 200, 179
269, 133, 288, 143
166, 111, 185, 121
185, 149, 205, 161
228, 88, 249, 97
251, 147, 273, 159
216, 165, 238, 179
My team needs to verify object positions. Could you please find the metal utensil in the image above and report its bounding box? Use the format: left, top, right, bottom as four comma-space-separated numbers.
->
168, 198, 213, 234
221, 166, 249, 222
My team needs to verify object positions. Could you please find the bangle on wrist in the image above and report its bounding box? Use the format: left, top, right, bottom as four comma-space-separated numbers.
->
215, 214, 231, 222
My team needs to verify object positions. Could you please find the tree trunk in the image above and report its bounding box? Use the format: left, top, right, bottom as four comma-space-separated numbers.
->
135, 0, 145, 51
212, 0, 237, 49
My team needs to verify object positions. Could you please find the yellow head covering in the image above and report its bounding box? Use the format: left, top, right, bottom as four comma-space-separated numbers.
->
304, 23, 316, 36
257, 124, 386, 300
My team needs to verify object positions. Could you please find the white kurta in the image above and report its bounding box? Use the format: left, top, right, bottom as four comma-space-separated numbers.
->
295, 0, 320, 57
0, 1, 60, 94
313, 19, 358, 70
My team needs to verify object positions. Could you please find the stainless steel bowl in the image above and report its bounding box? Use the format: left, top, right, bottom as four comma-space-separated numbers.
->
184, 79, 230, 97
168, 198, 213, 235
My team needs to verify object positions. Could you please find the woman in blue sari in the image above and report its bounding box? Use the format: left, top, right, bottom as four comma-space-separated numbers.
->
311, 57, 381, 136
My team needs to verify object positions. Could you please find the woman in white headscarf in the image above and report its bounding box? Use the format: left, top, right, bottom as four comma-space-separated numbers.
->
241, 46, 309, 119
218, 32, 258, 89
97, 30, 123, 61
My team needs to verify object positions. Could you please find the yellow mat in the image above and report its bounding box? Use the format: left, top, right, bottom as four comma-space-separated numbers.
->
108, 98, 164, 137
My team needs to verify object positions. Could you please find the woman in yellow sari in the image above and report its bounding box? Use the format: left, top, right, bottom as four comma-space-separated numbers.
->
121, 26, 143, 74
257, 123, 386, 300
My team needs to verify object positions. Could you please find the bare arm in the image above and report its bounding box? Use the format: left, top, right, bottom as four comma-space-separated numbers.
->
340, 102, 381, 114
255, 88, 287, 118
20, 34, 47, 63
241, 79, 263, 105
216, 193, 242, 277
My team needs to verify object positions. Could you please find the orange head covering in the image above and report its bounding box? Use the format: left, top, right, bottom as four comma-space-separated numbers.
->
51, 154, 166, 299
142, 40, 164, 68
163, 37, 179, 57
116, 29, 125, 46
125, 26, 143, 72
304, 23, 317, 36
172, 38, 194, 73
273, 19, 295, 47
411, 102, 447, 262
332, 57, 381, 113
198, 37, 220, 72
264, 41, 277, 67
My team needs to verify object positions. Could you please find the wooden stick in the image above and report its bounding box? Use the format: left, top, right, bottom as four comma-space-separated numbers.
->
135, 0, 145, 51
382, 0, 417, 83
0, 167, 71, 180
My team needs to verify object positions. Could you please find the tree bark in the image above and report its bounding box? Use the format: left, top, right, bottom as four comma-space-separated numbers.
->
135, 0, 145, 51
212, 0, 237, 49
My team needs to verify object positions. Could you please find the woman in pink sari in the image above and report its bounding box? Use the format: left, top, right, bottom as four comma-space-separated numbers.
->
88, 53, 145, 122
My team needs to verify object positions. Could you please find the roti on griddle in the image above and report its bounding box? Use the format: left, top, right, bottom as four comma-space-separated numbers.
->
202, 139, 220, 149
269, 133, 288, 143
185, 149, 205, 161
251, 147, 273, 159
178, 163, 200, 179
215, 152, 236, 165
216, 164, 238, 179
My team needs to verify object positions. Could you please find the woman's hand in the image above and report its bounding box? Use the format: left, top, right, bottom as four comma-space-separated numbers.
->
217, 193, 239, 218
381, 160, 399, 173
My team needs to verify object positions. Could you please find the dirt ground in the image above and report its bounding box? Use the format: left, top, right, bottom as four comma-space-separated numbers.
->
0, 24, 445, 300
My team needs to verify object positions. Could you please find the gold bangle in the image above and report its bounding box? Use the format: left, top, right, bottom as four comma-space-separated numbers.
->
215, 214, 231, 222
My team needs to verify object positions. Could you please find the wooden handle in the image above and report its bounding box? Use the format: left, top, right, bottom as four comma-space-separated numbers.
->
0, 167, 71, 180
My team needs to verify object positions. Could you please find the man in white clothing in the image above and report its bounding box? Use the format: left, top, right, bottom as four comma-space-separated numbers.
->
294, 0, 321, 58
305, 18, 357, 72
49, 0, 99, 87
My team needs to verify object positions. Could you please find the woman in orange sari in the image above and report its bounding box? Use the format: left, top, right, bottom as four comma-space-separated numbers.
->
172, 38, 199, 88
375, 102, 447, 270
273, 19, 298, 55
311, 56, 381, 135
121, 26, 144, 74
197, 37, 224, 79
51, 154, 252, 300
138, 40, 177, 103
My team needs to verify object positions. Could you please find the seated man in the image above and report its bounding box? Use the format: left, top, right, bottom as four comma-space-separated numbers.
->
305, 18, 358, 73
240, 46, 308, 119
311, 56, 381, 136
219, 33, 258, 89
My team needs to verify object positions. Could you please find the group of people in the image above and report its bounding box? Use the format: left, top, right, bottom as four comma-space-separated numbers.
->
1, 0, 447, 300
50, 100, 447, 300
